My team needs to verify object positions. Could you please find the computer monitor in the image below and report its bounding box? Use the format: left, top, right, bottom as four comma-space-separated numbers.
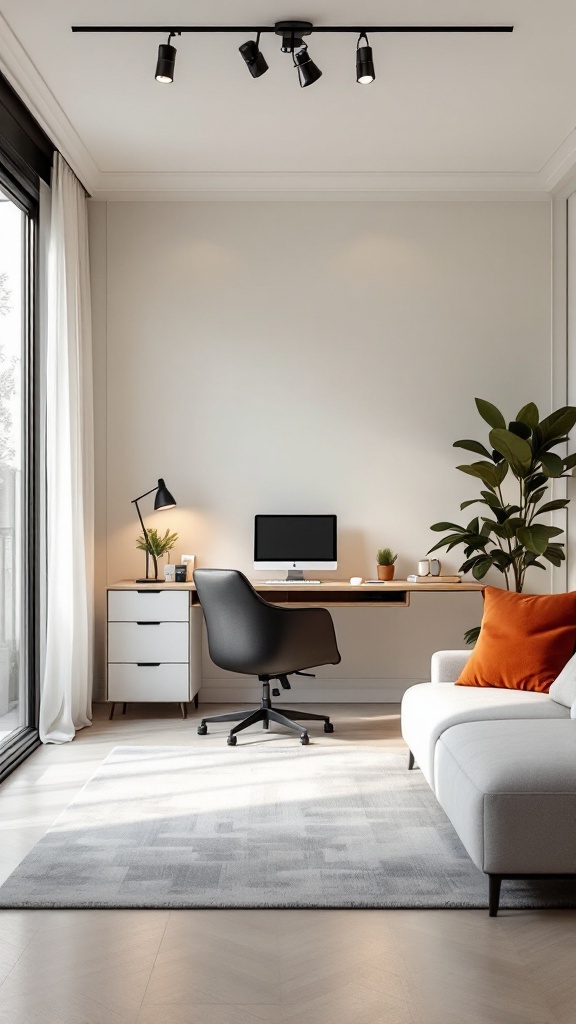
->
254, 514, 337, 580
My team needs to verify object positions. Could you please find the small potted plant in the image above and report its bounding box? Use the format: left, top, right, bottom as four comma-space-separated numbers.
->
377, 548, 397, 581
136, 527, 179, 580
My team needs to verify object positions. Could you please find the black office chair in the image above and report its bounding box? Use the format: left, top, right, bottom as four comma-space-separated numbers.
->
194, 569, 341, 745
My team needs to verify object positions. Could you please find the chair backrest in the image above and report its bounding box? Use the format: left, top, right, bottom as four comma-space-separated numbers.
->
193, 568, 341, 677
193, 569, 283, 674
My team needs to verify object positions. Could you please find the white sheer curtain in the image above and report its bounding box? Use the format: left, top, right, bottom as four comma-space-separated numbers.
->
40, 153, 94, 743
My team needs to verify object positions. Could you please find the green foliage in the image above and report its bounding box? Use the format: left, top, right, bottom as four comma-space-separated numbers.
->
429, 398, 576, 594
377, 548, 397, 565
136, 527, 178, 558
463, 625, 481, 646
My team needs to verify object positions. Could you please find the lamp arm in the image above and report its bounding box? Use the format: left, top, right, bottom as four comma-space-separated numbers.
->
134, 498, 151, 579
131, 486, 158, 504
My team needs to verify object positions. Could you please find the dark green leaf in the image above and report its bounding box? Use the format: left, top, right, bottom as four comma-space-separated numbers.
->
508, 420, 532, 440
563, 453, 576, 471
542, 550, 564, 567
516, 525, 551, 555
540, 436, 570, 453
429, 522, 465, 532
453, 439, 493, 458
525, 474, 548, 493
489, 428, 533, 476
491, 449, 504, 464
527, 487, 547, 505
472, 558, 494, 580
539, 407, 576, 443
460, 499, 484, 510
475, 398, 506, 429
533, 499, 569, 516
540, 452, 564, 477
480, 490, 501, 508
464, 625, 481, 646
516, 403, 539, 430
427, 536, 463, 555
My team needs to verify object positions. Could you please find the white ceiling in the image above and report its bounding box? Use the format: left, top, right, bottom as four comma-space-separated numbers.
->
1, 0, 576, 198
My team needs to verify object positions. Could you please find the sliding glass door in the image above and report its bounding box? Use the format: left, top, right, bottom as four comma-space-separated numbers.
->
0, 181, 38, 775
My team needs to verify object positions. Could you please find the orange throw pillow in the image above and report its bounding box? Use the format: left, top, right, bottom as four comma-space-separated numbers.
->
456, 586, 576, 692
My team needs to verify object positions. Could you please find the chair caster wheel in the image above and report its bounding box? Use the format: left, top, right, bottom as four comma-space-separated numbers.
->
324, 722, 334, 733
227, 735, 237, 746
197, 724, 207, 736
300, 733, 310, 745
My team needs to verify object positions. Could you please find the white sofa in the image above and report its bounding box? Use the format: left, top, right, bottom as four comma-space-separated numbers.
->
401, 650, 576, 914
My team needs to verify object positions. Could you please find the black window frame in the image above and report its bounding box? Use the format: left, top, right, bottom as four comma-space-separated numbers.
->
0, 72, 53, 781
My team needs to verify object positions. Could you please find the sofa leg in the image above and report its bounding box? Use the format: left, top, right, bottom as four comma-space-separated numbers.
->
488, 875, 502, 917
408, 750, 415, 771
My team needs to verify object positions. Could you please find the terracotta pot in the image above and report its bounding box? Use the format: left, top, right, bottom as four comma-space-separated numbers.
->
377, 564, 395, 581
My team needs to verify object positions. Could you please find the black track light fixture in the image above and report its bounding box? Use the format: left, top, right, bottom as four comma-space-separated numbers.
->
155, 31, 179, 83
294, 45, 322, 88
356, 32, 375, 84
239, 31, 269, 78
73, 22, 515, 95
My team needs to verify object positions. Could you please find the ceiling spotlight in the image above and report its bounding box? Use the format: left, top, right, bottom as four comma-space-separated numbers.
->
356, 32, 375, 84
155, 32, 179, 83
293, 46, 322, 88
239, 32, 269, 78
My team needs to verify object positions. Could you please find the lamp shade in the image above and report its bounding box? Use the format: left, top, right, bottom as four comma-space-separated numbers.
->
239, 40, 269, 78
294, 47, 322, 87
154, 478, 176, 510
356, 43, 375, 84
155, 42, 177, 83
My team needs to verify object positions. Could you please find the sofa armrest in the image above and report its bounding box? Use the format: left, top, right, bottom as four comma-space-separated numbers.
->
431, 649, 472, 684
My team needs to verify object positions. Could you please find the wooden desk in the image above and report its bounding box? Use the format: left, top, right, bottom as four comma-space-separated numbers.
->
109, 578, 483, 606
106, 580, 484, 714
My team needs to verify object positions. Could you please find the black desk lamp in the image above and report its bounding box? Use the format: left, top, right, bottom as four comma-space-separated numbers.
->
132, 478, 177, 582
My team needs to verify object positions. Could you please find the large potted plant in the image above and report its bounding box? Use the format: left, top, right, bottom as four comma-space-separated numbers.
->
428, 399, 576, 640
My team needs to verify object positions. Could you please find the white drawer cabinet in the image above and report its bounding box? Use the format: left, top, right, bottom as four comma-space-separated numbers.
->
106, 587, 201, 719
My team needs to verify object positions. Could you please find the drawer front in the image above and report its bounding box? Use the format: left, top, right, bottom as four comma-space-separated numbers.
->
108, 621, 189, 663
108, 663, 190, 702
108, 589, 189, 622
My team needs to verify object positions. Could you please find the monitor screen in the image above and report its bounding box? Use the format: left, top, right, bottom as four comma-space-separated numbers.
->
254, 514, 337, 569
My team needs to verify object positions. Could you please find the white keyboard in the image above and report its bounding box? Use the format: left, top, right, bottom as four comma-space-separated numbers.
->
265, 579, 322, 585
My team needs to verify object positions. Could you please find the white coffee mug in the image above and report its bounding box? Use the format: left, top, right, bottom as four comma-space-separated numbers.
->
418, 559, 430, 576
350, 576, 363, 586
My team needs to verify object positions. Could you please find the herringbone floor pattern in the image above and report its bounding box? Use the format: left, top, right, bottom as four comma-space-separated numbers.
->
0, 703, 574, 1023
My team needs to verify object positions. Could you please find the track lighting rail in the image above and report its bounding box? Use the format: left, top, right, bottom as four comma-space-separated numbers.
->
71, 25, 514, 35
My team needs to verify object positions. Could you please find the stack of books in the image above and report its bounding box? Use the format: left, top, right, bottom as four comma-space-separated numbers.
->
406, 574, 462, 583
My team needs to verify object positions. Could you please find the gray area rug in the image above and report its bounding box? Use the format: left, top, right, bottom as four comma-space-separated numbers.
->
1, 745, 575, 909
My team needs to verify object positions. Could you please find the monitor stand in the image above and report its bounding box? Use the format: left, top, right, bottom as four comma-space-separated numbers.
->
286, 570, 305, 581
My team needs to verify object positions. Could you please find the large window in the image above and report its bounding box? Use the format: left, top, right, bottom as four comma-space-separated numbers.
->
0, 71, 53, 779
0, 183, 36, 772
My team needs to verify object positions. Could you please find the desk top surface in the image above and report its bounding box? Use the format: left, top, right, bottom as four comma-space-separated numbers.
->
109, 579, 484, 593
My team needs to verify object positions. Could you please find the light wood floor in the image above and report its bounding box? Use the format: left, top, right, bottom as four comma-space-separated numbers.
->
0, 702, 574, 1024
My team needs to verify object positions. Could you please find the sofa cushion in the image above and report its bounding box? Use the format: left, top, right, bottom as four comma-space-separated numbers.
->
401, 682, 568, 790
549, 651, 576, 708
435, 719, 576, 874
456, 586, 576, 692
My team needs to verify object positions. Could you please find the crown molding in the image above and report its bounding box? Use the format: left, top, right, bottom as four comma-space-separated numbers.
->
0, 10, 568, 202
0, 11, 99, 192
90, 169, 548, 201
541, 128, 576, 199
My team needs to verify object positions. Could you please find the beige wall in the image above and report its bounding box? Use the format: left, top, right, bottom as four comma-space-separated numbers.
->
89, 200, 553, 702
